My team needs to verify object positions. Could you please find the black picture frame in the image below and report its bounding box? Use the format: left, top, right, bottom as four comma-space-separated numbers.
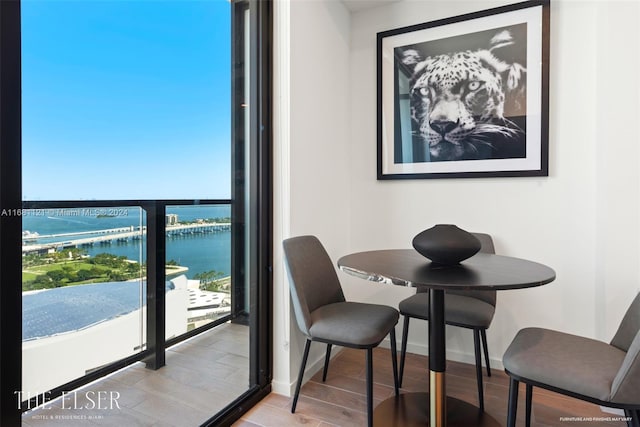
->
377, 0, 550, 180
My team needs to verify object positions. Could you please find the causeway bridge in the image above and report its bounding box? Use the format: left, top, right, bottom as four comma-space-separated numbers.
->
22, 223, 231, 254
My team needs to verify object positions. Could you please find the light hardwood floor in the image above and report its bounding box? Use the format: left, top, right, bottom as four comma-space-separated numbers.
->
21, 331, 629, 427
22, 322, 249, 427
236, 346, 628, 427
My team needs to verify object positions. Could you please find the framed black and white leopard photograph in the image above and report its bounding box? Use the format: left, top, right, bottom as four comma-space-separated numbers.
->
377, 0, 549, 179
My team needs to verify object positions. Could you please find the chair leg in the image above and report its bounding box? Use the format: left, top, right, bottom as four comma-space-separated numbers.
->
389, 327, 399, 397
480, 328, 491, 376
525, 384, 533, 427
625, 409, 640, 427
398, 315, 410, 388
366, 348, 374, 427
292, 339, 311, 413
322, 343, 332, 382
507, 377, 519, 427
473, 329, 485, 412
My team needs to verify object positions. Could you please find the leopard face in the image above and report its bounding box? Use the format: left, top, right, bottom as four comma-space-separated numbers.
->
404, 33, 526, 161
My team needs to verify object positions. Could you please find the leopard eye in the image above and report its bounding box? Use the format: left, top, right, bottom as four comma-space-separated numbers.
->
419, 87, 429, 96
467, 81, 482, 91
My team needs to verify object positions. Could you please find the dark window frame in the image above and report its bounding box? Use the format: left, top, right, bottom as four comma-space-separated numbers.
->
0, 0, 272, 424
0, 2, 24, 425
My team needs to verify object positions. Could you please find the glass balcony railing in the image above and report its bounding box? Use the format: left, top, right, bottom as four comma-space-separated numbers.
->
20, 201, 232, 405
22, 206, 146, 398
165, 204, 232, 336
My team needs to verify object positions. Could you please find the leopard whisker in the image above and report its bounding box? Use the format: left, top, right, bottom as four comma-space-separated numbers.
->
501, 117, 523, 132
465, 138, 494, 149
473, 124, 522, 139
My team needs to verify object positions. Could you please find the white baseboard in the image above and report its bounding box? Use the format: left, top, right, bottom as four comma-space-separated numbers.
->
270, 380, 293, 396
378, 337, 505, 371
271, 345, 341, 397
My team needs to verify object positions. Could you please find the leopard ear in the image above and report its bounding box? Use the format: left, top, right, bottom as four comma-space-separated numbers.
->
503, 61, 526, 114
489, 30, 516, 52
397, 48, 423, 76
487, 30, 526, 91
484, 30, 527, 114
505, 62, 526, 91
488, 30, 521, 69
400, 49, 421, 68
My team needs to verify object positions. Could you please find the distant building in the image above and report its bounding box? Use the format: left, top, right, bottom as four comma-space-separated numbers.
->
166, 214, 178, 225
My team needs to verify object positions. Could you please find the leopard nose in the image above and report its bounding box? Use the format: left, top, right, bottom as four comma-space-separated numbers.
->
430, 120, 458, 136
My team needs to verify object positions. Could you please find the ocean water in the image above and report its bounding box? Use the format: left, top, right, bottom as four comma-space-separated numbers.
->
22, 205, 232, 340
23, 205, 231, 278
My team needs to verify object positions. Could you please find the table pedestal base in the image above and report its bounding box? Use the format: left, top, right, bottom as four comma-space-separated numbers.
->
373, 393, 501, 427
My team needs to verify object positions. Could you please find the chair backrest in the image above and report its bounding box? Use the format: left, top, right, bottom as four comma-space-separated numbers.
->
446, 232, 497, 306
283, 235, 346, 336
473, 232, 496, 255
611, 292, 640, 352
609, 293, 640, 403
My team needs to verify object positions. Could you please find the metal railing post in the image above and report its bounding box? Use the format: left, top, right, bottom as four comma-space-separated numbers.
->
144, 202, 166, 370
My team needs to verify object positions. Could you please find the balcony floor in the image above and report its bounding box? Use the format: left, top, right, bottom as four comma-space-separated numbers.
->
22, 322, 249, 427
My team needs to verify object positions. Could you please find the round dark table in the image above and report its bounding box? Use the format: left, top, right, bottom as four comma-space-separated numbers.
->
337, 250, 556, 427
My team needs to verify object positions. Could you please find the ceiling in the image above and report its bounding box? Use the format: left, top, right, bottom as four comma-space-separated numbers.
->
340, 0, 402, 13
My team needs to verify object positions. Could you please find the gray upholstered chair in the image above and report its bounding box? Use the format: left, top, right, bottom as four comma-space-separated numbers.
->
283, 235, 399, 427
503, 292, 640, 427
398, 232, 496, 411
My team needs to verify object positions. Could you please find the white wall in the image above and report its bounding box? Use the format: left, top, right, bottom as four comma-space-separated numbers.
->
273, 0, 640, 394
592, 0, 640, 341
273, 0, 353, 395
347, 0, 640, 366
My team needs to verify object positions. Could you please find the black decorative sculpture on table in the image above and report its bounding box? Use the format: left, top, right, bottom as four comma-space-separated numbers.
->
412, 224, 481, 265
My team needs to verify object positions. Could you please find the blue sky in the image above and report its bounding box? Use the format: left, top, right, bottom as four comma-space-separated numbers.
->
21, 0, 231, 200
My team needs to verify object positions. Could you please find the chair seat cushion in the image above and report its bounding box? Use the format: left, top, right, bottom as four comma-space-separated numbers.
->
503, 327, 626, 402
309, 302, 399, 347
399, 292, 495, 328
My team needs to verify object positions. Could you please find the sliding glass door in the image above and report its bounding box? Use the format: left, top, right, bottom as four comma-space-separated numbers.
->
0, 0, 271, 425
